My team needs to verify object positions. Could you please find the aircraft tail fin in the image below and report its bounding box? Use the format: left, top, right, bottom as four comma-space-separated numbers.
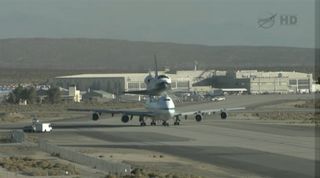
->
154, 54, 158, 77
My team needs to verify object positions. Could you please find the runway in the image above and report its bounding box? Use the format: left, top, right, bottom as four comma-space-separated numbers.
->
1, 94, 317, 177
40, 118, 317, 178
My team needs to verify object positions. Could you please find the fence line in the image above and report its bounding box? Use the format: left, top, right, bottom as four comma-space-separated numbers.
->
38, 140, 131, 175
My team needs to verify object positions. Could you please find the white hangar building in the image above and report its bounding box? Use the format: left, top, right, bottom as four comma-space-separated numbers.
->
51, 70, 213, 94
212, 70, 313, 94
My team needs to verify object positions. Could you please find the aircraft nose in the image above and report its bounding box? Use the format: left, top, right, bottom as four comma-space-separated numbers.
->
158, 81, 171, 90
164, 82, 171, 90
159, 77, 171, 84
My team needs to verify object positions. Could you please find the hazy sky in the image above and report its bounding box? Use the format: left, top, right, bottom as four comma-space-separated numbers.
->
0, 0, 316, 48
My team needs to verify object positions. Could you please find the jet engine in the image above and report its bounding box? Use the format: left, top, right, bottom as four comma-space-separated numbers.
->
195, 114, 203, 122
121, 115, 130, 123
220, 111, 227, 119
92, 112, 101, 121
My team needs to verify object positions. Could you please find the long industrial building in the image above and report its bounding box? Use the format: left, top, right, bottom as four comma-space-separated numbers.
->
212, 70, 314, 94
51, 70, 314, 95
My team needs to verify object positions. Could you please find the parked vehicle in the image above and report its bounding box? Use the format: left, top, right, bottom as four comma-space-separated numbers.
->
23, 119, 52, 133
211, 96, 226, 102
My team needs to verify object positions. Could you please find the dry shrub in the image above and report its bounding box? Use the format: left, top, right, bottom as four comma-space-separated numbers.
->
52, 162, 64, 168
257, 112, 314, 121
0, 156, 79, 176
7, 165, 19, 172
0, 112, 28, 122
148, 172, 162, 177
101, 168, 205, 178
29, 170, 47, 176
105, 175, 118, 178
48, 169, 63, 176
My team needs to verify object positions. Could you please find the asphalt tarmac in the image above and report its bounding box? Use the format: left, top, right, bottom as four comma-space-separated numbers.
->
45, 118, 317, 178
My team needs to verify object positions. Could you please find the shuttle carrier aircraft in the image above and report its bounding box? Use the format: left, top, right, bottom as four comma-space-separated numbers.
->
68, 95, 244, 126
69, 57, 244, 126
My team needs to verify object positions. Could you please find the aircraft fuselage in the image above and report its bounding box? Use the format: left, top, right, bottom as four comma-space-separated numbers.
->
145, 95, 175, 121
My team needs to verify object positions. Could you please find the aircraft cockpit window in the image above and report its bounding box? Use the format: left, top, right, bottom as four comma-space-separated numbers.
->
164, 98, 171, 101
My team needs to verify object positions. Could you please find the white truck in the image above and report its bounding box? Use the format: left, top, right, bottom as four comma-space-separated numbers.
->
211, 96, 226, 102
23, 119, 52, 133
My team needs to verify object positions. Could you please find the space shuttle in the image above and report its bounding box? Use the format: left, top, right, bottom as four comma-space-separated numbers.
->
124, 55, 172, 96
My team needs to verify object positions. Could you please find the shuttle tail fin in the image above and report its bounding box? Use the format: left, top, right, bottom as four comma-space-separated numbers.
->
154, 54, 158, 77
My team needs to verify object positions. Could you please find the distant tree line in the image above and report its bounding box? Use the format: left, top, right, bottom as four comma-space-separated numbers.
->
46, 87, 61, 104
6, 86, 61, 104
7, 86, 37, 104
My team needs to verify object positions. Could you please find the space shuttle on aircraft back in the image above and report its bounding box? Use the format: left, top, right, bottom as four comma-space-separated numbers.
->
124, 55, 172, 96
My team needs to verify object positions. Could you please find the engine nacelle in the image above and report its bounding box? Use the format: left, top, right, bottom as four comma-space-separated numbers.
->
195, 114, 203, 122
220, 111, 228, 119
121, 115, 130, 123
92, 112, 101, 121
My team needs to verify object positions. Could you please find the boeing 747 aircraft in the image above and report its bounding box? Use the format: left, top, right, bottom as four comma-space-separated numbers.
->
68, 95, 244, 126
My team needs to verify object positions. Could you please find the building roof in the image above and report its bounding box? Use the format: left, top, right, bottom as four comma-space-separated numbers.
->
56, 73, 147, 79
235, 70, 312, 79
55, 70, 207, 80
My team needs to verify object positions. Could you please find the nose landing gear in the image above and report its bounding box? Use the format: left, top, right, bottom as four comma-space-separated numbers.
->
162, 121, 169, 126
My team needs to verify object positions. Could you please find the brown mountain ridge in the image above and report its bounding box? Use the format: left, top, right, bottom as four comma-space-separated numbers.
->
0, 38, 315, 72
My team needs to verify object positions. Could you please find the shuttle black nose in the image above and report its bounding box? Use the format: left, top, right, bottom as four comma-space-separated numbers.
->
165, 82, 172, 90
158, 81, 171, 90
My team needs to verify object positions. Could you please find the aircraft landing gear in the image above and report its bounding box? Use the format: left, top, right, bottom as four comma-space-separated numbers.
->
162, 121, 169, 126
151, 121, 156, 126
139, 116, 146, 126
174, 116, 180, 125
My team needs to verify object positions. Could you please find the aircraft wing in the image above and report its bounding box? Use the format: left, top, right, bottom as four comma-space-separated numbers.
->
123, 90, 152, 95
123, 89, 166, 96
68, 108, 155, 117
175, 107, 246, 117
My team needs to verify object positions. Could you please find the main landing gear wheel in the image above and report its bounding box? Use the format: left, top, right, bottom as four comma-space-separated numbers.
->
174, 117, 180, 126
162, 121, 169, 126
151, 121, 156, 126
139, 116, 146, 126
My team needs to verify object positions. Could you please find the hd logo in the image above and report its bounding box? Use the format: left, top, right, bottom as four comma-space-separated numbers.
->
280, 15, 298, 25
258, 13, 298, 29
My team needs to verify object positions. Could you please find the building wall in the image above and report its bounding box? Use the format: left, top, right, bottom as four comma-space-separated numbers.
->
68, 86, 82, 102
126, 80, 191, 91
250, 77, 289, 94
212, 76, 250, 90
51, 77, 125, 94
212, 70, 313, 94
